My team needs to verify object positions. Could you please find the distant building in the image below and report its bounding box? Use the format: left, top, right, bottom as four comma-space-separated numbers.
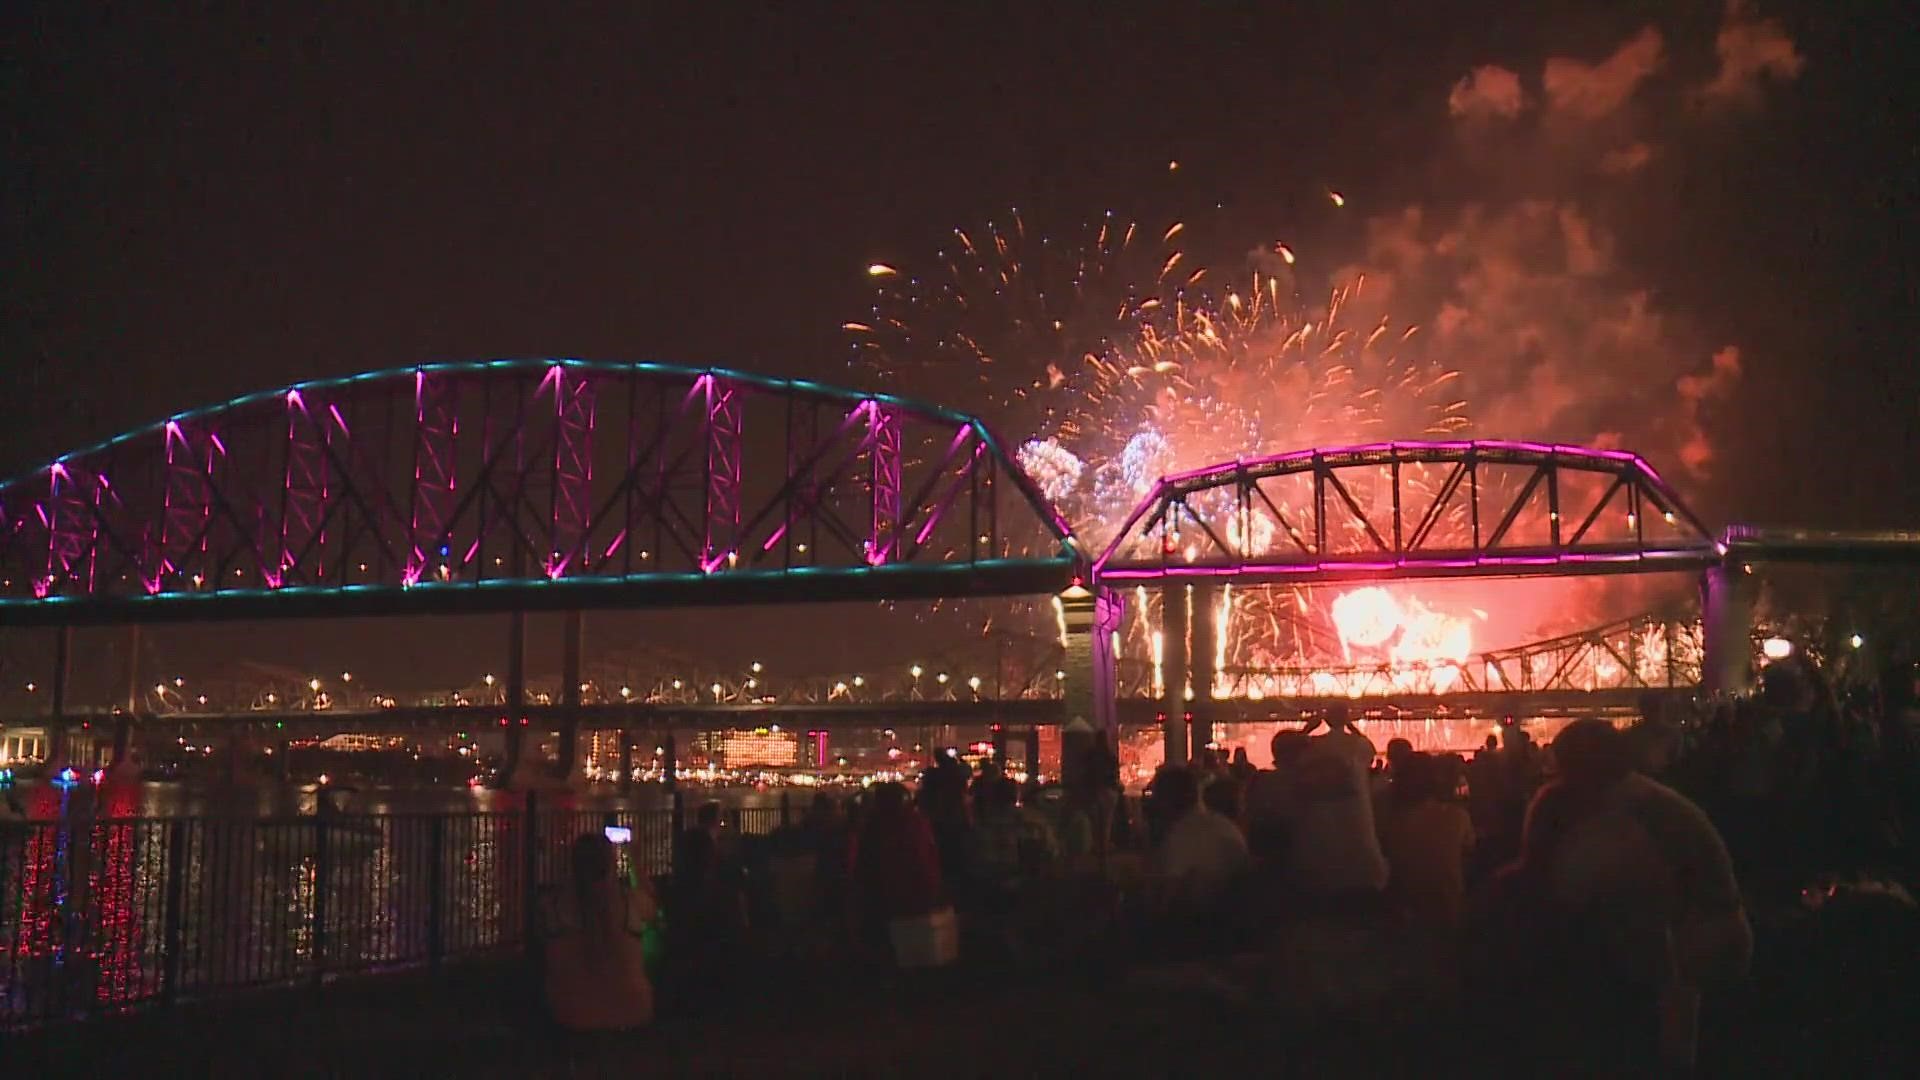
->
717, 728, 799, 768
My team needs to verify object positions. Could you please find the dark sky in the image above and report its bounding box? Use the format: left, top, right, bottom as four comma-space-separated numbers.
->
2, 2, 1917, 692
3, 2, 1917, 531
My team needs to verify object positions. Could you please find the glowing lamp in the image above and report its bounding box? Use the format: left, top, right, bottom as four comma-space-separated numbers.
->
1849, 634, 1864, 649
1761, 638, 1794, 661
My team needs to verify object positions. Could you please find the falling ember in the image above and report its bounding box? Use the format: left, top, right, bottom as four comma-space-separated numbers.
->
1328, 190, 1345, 207
866, 263, 897, 277
1276, 243, 1296, 265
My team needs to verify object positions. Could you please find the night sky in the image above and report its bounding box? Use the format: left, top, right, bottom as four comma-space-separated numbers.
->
3, 2, 1918, 689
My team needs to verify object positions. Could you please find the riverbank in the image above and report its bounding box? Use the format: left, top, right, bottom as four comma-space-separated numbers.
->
13, 889, 1916, 1078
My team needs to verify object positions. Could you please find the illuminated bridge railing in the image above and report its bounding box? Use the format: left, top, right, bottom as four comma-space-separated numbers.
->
1095, 440, 1721, 584
0, 360, 1080, 626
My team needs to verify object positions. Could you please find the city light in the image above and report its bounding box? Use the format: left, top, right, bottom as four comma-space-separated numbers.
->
909, 665, 923, 679
936, 672, 949, 684
1762, 637, 1794, 661
341, 671, 353, 682
483, 674, 496, 687
1850, 634, 1864, 649
750, 661, 763, 673
852, 675, 865, 687
309, 679, 322, 692
967, 675, 982, 691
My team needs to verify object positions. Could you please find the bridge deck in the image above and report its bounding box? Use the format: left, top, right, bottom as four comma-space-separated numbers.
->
5, 687, 1682, 734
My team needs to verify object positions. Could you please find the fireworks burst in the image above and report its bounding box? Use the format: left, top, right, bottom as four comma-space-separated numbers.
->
853, 207, 1477, 672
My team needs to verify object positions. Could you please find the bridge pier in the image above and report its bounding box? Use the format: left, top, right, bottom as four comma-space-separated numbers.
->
1059, 584, 1119, 787
617, 728, 633, 791
502, 610, 528, 785
553, 610, 583, 784
46, 625, 74, 771
1701, 564, 1757, 697
110, 715, 133, 767
1161, 582, 1189, 765
109, 624, 141, 775
1189, 583, 1218, 761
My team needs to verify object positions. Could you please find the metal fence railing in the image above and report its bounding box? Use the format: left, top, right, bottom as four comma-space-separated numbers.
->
0, 793, 766, 1030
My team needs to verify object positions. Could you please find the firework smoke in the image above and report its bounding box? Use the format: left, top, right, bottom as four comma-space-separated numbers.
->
852, 2, 1804, 670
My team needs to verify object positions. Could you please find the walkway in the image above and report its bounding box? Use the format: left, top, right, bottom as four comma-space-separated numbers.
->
13, 899, 1916, 1078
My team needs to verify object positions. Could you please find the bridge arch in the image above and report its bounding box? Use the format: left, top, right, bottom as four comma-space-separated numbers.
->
1094, 440, 1721, 584
0, 359, 1080, 625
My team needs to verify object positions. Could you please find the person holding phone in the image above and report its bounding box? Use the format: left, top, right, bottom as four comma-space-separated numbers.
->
543, 832, 654, 1030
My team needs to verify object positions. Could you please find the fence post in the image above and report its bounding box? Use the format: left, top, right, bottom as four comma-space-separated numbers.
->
312, 811, 331, 983
159, 818, 188, 1005
780, 791, 792, 829
426, 816, 446, 968
522, 789, 540, 950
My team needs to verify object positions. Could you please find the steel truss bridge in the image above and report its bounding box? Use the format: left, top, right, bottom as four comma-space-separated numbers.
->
1095, 440, 1723, 584
0, 359, 1079, 625
2, 360, 1916, 770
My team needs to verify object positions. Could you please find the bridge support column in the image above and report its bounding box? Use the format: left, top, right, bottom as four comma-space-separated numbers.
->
553, 610, 583, 784
1701, 564, 1757, 697
110, 624, 141, 774
502, 610, 527, 785
660, 731, 678, 793
47, 625, 74, 771
110, 715, 133, 767
1161, 582, 1189, 766
1059, 584, 1120, 787
1189, 583, 1218, 762
617, 728, 633, 792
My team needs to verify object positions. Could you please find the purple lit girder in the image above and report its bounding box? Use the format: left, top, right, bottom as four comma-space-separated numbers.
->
701, 374, 743, 572
867, 403, 903, 565
279, 391, 328, 587
40, 461, 98, 596
1095, 439, 1719, 584
408, 370, 459, 585
549, 366, 595, 578
153, 421, 216, 592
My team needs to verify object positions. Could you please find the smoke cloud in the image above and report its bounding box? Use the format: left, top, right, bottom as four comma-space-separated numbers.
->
1542, 27, 1664, 120
1701, 0, 1805, 106
1448, 65, 1525, 122
1321, 2, 1803, 483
